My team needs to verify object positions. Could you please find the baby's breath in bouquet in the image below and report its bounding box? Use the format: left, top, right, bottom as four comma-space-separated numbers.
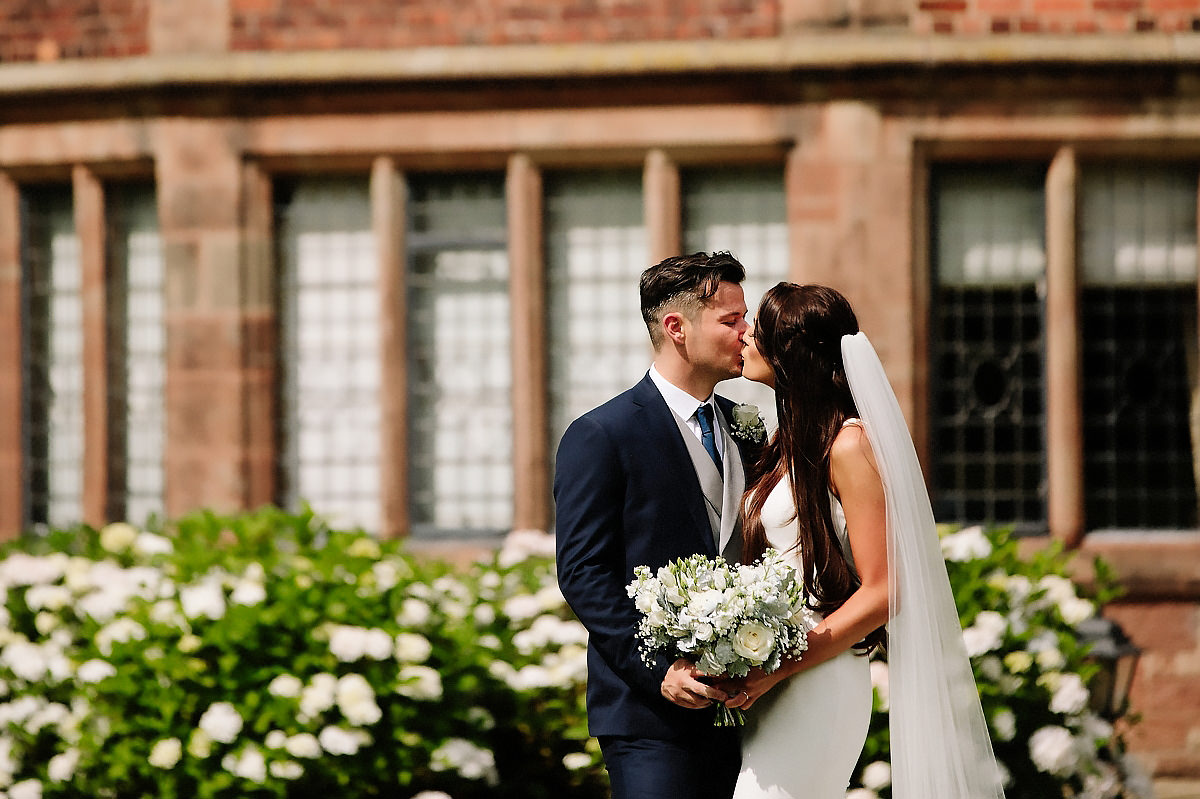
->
626, 549, 816, 726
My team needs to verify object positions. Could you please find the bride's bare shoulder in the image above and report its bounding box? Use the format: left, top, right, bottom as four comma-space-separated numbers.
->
829, 422, 879, 478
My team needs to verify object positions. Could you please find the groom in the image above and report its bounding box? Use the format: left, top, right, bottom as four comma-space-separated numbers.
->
555, 252, 750, 799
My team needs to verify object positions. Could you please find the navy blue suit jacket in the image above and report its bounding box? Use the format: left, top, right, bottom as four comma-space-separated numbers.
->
554, 374, 745, 740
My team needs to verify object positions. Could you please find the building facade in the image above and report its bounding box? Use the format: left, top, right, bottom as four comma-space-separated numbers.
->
1, 0, 1199, 783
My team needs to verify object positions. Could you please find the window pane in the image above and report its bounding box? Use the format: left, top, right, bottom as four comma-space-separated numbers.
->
276, 177, 380, 532
107, 184, 165, 526
1080, 164, 1198, 529
930, 165, 1048, 530
22, 187, 84, 528
407, 174, 511, 537
546, 171, 648, 449
683, 165, 788, 430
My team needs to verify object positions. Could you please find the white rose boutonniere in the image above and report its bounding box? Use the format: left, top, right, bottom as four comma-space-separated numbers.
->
729, 403, 767, 445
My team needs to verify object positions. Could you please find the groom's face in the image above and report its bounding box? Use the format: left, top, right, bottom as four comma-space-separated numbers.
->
683, 281, 749, 383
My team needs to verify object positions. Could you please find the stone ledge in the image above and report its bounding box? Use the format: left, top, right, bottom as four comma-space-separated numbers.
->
3, 33, 1200, 96
1074, 531, 1200, 601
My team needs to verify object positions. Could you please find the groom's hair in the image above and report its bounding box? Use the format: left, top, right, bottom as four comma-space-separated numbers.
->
639, 251, 746, 350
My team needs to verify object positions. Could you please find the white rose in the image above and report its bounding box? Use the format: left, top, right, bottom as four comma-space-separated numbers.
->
148, 738, 183, 769
861, 760, 892, 790
198, 701, 243, 744
732, 403, 761, 427
25, 585, 71, 612
99, 522, 139, 551
397, 665, 442, 700
991, 709, 1017, 741
1036, 647, 1066, 672
1058, 596, 1095, 625
845, 790, 879, 799
285, 732, 322, 759
562, 752, 592, 770
133, 532, 173, 556
9, 778, 42, 799
223, 746, 266, 782
47, 749, 79, 782
869, 660, 890, 711
267, 674, 303, 698
317, 726, 369, 756
1049, 673, 1090, 716
269, 760, 304, 780
395, 633, 433, 664
940, 525, 992, 562
731, 621, 775, 664
962, 610, 1007, 657
398, 598, 432, 627
230, 580, 266, 606
336, 673, 382, 726
180, 580, 226, 620
1030, 725, 1080, 776
299, 673, 338, 719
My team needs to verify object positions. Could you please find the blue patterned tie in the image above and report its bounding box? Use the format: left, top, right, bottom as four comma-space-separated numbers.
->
695, 404, 722, 477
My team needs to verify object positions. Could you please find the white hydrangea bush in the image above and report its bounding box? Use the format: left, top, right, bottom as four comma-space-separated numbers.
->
0, 510, 603, 799
847, 525, 1152, 799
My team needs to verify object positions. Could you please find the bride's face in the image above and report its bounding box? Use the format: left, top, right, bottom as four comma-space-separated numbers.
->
741, 322, 775, 388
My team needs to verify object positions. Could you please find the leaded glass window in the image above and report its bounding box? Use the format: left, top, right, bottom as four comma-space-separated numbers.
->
406, 174, 512, 537
930, 165, 1048, 530
21, 186, 84, 528
276, 177, 381, 532
106, 184, 165, 526
546, 171, 648, 448
682, 165, 788, 431
1080, 164, 1199, 529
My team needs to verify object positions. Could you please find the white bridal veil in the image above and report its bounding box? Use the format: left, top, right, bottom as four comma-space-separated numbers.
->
841, 332, 1006, 799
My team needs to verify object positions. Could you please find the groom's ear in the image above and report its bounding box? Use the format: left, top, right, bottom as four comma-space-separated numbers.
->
662, 311, 686, 345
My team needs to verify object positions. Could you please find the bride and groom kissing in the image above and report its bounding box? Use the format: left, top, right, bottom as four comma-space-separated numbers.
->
554, 252, 1006, 799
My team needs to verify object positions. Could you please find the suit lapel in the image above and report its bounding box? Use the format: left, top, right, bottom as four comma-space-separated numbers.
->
714, 407, 745, 561
630, 376, 719, 557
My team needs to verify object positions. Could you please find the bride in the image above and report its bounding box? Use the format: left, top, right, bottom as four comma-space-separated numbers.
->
722, 283, 1005, 799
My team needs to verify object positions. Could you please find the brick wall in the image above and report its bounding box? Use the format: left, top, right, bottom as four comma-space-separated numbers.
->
229, 0, 780, 51
6, 0, 1200, 64
913, 0, 1200, 33
1107, 601, 1200, 778
0, 0, 149, 63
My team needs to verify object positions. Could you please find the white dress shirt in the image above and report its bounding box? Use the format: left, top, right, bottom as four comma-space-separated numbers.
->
647, 365, 723, 460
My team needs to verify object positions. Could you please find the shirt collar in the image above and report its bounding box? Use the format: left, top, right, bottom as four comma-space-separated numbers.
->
648, 364, 716, 423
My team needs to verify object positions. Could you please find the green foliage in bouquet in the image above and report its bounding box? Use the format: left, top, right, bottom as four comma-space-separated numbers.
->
846, 525, 1150, 799
0, 507, 605, 799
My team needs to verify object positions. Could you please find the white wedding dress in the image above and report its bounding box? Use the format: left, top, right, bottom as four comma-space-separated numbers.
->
733, 472, 872, 799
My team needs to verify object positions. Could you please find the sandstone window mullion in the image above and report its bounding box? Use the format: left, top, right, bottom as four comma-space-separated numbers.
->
74, 165, 111, 527
372, 157, 408, 538
508, 153, 549, 533
0, 173, 21, 538
1045, 146, 1085, 546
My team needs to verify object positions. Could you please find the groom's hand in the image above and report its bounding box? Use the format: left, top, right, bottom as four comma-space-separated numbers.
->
661, 658, 728, 709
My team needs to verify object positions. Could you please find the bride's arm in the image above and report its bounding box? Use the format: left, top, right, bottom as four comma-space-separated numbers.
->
729, 425, 889, 708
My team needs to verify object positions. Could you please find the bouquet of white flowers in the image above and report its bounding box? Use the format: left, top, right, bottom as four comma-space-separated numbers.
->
626, 549, 817, 726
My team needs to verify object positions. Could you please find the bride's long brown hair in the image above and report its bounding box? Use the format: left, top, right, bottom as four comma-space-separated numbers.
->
741, 283, 883, 652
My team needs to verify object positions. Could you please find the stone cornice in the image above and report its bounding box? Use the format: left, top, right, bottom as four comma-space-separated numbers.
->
3, 33, 1200, 96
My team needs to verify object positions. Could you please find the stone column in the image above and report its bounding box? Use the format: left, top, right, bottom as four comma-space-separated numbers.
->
785, 103, 920, 430
73, 165, 111, 526
508, 153, 550, 532
0, 174, 21, 538
1045, 146, 1085, 546
644, 149, 681, 264
372, 157, 409, 538
155, 118, 263, 516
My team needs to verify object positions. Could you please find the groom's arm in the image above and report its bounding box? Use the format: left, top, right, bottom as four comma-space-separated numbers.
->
553, 415, 669, 700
